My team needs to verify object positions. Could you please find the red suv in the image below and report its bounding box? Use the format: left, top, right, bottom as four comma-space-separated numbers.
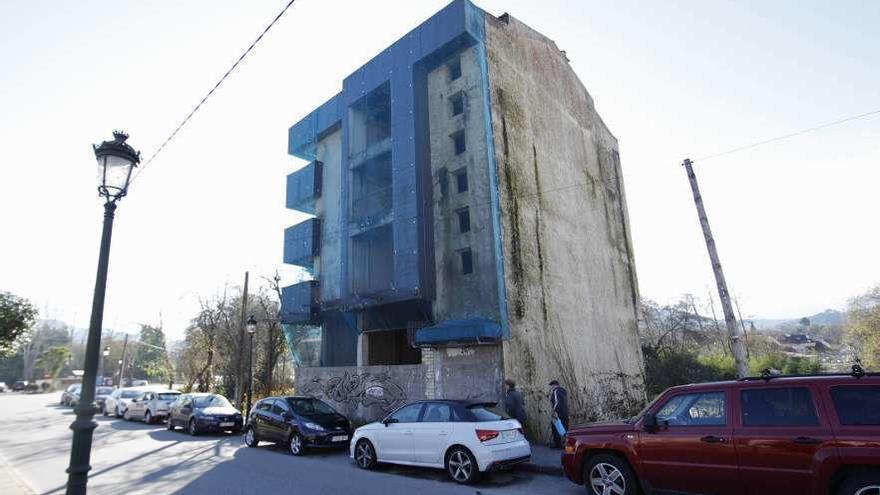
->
562, 368, 880, 495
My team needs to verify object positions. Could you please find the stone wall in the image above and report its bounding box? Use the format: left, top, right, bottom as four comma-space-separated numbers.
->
485, 12, 646, 441
295, 364, 426, 425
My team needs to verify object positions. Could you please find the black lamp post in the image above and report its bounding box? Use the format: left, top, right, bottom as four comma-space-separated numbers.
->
66, 131, 139, 495
245, 314, 257, 425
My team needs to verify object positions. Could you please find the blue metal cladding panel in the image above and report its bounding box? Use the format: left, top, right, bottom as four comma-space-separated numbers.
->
286, 0, 498, 310
283, 218, 319, 269
286, 161, 320, 214
280, 280, 319, 324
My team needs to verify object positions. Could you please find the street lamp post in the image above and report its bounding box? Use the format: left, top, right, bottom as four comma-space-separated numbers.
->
100, 347, 110, 386
66, 131, 139, 495
245, 315, 257, 426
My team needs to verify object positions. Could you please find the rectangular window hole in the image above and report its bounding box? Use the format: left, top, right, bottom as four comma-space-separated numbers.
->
451, 92, 464, 116
460, 249, 473, 275
449, 58, 462, 81
457, 208, 470, 233
454, 168, 468, 193
452, 131, 466, 155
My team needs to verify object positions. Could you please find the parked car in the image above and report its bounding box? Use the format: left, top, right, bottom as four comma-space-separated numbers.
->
104, 387, 145, 417
245, 396, 352, 456
94, 386, 115, 411
124, 389, 181, 424
562, 368, 880, 495
12, 380, 27, 392
167, 393, 242, 435
60, 384, 81, 406
131, 379, 149, 387
350, 400, 530, 484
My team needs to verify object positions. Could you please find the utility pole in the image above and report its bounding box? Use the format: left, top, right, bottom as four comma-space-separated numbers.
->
116, 334, 128, 388
234, 272, 249, 407
682, 158, 749, 378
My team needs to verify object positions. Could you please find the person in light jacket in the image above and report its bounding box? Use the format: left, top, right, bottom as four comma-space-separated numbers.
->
549, 380, 569, 448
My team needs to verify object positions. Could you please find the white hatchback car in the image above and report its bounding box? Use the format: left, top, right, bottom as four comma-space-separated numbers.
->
351, 400, 530, 484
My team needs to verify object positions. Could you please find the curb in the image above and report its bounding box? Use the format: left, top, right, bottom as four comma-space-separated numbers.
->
518, 462, 564, 476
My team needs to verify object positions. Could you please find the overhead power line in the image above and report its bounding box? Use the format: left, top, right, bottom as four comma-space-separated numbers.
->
697, 108, 880, 163
131, 0, 297, 184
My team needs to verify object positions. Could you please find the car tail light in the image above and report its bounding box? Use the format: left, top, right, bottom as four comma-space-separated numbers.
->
476, 429, 500, 442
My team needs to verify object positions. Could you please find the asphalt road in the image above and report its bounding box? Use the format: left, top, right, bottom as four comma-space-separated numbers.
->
0, 392, 580, 495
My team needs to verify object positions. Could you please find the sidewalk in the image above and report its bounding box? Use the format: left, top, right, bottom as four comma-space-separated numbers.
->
519, 444, 564, 476
0, 454, 34, 495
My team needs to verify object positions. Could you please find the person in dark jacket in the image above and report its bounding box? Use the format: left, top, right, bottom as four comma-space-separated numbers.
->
549, 380, 569, 448
503, 379, 527, 428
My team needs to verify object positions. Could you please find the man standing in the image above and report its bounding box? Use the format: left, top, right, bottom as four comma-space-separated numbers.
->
503, 379, 527, 428
549, 380, 569, 448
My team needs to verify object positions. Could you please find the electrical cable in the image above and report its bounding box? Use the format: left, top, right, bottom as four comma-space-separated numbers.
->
696, 108, 880, 163
131, 0, 298, 185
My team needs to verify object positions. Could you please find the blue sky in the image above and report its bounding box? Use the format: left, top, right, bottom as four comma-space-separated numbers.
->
1, 0, 878, 338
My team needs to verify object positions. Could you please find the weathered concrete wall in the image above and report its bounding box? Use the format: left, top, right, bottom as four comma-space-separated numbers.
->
485, 13, 645, 441
428, 344, 503, 402
427, 45, 501, 323
295, 364, 425, 425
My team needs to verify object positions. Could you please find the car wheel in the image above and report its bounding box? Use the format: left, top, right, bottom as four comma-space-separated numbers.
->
289, 432, 305, 456
144, 411, 153, 424
446, 447, 480, 484
102, 406, 108, 417
244, 426, 259, 447
167, 418, 175, 431
188, 419, 199, 436
837, 472, 880, 495
585, 454, 640, 495
354, 440, 377, 470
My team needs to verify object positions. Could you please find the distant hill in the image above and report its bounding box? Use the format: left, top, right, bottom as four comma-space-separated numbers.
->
749, 309, 845, 331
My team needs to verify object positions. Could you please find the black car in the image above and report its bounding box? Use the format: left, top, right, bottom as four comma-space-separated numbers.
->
245, 396, 352, 456
12, 380, 27, 392
167, 393, 242, 435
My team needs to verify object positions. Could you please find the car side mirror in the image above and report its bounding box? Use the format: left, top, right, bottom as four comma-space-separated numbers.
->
383, 418, 398, 427
643, 413, 658, 431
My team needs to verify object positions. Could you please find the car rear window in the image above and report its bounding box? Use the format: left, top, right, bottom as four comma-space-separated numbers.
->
466, 405, 509, 422
287, 398, 336, 415
96, 387, 114, 395
831, 386, 880, 425
120, 391, 140, 399
158, 393, 180, 400
741, 387, 819, 426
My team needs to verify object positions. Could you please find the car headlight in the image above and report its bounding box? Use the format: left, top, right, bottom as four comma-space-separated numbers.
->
303, 422, 325, 431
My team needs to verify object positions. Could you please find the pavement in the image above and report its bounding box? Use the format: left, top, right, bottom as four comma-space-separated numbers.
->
0, 392, 577, 495
0, 451, 34, 495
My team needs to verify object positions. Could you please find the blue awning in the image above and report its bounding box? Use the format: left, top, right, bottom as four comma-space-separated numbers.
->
415, 318, 502, 345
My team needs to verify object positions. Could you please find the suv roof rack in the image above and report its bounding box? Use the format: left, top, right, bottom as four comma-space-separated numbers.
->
737, 363, 878, 382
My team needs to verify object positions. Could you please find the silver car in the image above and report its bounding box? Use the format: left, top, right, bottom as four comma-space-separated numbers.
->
104, 388, 143, 417
125, 389, 181, 424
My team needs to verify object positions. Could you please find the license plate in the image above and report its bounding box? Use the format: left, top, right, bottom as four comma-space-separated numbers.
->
331, 435, 348, 442
502, 430, 517, 439
220, 422, 234, 427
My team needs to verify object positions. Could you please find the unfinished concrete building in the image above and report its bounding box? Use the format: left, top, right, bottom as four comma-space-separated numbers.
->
281, 0, 644, 439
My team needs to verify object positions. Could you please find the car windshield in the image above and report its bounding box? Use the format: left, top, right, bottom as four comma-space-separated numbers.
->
287, 398, 337, 415
193, 395, 232, 408
120, 391, 140, 399
96, 387, 114, 395
466, 405, 509, 422
624, 394, 665, 424
158, 393, 180, 400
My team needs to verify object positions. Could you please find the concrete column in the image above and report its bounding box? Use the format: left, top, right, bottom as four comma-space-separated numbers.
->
356, 333, 369, 367
422, 347, 436, 399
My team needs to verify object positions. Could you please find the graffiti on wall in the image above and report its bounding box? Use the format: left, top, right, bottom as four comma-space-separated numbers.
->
300, 371, 408, 412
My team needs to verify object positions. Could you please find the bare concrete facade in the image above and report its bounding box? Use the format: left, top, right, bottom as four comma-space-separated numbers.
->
485, 14, 645, 435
